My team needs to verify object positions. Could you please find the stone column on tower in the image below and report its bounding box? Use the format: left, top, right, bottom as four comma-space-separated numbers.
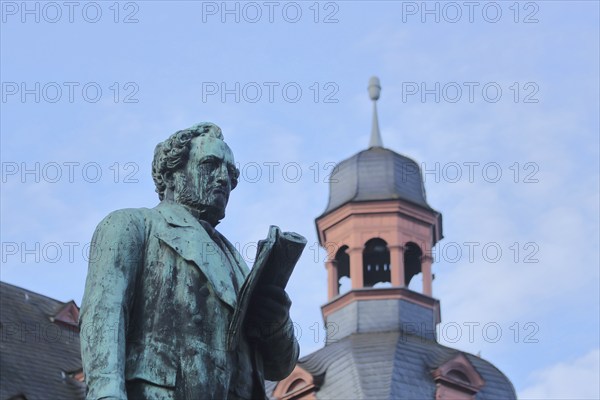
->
389, 245, 406, 287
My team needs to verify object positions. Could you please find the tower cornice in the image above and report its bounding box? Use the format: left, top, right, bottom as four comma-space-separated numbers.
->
315, 198, 442, 249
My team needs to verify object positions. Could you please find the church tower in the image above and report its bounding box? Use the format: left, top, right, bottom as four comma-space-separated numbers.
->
267, 78, 516, 400
316, 76, 443, 343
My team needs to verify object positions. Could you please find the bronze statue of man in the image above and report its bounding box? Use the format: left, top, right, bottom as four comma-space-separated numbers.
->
80, 123, 300, 399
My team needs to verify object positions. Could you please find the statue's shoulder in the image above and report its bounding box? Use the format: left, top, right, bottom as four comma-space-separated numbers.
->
102, 206, 156, 220
95, 207, 160, 232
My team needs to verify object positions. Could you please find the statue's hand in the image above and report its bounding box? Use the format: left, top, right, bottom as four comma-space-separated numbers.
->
245, 284, 292, 340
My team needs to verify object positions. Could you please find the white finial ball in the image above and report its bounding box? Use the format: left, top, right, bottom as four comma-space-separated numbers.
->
368, 76, 381, 101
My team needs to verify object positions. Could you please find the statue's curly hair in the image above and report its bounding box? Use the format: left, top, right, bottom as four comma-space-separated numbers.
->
152, 122, 239, 200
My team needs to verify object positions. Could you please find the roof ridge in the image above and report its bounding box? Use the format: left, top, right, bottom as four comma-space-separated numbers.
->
0, 280, 74, 306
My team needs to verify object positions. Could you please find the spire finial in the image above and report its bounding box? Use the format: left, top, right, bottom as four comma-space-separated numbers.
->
368, 76, 383, 148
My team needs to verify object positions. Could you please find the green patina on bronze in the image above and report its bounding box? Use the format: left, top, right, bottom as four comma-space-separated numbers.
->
80, 122, 304, 399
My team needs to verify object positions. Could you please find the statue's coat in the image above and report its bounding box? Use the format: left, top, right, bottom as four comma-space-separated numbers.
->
80, 200, 298, 399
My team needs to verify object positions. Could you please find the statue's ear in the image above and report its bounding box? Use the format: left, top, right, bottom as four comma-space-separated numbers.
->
230, 167, 240, 190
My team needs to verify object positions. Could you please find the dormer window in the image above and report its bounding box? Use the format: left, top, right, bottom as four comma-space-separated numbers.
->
273, 366, 319, 400
432, 354, 485, 399
52, 301, 80, 330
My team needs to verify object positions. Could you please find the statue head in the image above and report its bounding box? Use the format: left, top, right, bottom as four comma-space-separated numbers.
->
152, 122, 240, 226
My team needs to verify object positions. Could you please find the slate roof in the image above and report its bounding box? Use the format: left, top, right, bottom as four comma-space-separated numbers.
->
267, 331, 516, 400
0, 281, 85, 400
322, 147, 432, 215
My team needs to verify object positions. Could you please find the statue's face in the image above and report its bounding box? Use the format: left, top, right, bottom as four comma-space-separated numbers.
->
173, 136, 236, 224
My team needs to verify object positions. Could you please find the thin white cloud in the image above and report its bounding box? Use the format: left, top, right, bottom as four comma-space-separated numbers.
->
519, 348, 600, 399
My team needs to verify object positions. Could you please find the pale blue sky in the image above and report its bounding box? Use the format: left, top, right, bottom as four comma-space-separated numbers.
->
1, 1, 599, 397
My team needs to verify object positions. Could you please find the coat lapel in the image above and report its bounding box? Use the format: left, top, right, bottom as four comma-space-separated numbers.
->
216, 231, 249, 289
154, 201, 240, 310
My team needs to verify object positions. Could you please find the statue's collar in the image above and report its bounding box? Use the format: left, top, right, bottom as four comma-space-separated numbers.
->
155, 201, 199, 228
156, 200, 220, 228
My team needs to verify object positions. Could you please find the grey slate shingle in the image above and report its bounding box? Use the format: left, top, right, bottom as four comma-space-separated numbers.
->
322, 147, 432, 215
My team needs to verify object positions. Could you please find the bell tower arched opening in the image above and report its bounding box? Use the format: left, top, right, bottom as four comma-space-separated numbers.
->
335, 246, 351, 294
363, 238, 391, 287
404, 242, 423, 287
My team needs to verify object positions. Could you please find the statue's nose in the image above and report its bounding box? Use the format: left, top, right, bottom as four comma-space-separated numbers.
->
215, 163, 229, 184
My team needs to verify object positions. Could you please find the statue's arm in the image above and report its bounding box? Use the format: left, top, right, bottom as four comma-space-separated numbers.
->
259, 315, 300, 381
79, 209, 144, 400
247, 285, 299, 381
